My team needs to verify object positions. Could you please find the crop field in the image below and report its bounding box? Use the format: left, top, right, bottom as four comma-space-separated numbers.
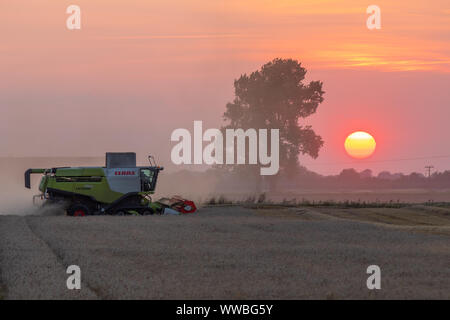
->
0, 204, 448, 300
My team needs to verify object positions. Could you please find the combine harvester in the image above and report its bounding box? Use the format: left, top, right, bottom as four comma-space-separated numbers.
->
24, 152, 196, 216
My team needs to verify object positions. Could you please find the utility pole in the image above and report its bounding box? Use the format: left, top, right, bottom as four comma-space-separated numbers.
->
425, 165, 434, 178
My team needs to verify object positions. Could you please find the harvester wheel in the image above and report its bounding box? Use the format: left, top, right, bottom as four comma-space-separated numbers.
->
141, 208, 154, 215
68, 204, 90, 217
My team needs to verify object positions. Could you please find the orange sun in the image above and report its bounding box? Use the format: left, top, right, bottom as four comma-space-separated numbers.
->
345, 131, 376, 159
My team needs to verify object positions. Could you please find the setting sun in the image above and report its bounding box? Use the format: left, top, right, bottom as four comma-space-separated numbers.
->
345, 131, 376, 159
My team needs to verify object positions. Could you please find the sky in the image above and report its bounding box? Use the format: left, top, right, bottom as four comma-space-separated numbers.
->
1, 0, 449, 175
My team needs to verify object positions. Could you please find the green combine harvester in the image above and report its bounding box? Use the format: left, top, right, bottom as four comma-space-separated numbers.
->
24, 152, 196, 216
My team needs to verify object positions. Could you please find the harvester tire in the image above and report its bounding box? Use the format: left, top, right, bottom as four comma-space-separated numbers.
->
67, 204, 90, 217
141, 208, 154, 215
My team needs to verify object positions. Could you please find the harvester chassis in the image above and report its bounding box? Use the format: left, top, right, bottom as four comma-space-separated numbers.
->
45, 188, 159, 216
25, 153, 197, 216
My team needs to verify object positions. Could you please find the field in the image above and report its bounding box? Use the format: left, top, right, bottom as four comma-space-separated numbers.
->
0, 205, 448, 299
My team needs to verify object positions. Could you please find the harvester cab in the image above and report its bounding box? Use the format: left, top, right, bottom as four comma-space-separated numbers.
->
24, 152, 196, 216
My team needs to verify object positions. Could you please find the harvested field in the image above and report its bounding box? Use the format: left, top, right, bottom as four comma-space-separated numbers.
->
289, 205, 450, 236
0, 206, 448, 299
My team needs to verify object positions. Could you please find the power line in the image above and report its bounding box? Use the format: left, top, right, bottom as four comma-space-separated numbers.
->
301, 154, 450, 166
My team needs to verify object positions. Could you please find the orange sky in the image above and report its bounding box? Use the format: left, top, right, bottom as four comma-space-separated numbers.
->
1, 0, 450, 174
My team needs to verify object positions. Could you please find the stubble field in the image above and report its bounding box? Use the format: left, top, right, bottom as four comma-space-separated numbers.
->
0, 205, 448, 299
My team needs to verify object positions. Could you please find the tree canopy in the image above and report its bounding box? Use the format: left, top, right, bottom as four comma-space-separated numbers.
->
223, 58, 325, 176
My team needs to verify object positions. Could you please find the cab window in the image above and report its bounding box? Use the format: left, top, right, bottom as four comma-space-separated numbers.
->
140, 169, 155, 191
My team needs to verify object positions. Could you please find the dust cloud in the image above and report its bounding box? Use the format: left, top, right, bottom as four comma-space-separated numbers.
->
0, 157, 101, 215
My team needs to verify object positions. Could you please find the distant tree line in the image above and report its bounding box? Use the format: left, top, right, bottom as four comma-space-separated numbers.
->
161, 166, 450, 195
277, 167, 450, 189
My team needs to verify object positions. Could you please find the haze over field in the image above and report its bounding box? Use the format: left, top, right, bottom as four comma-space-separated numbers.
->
2, 156, 450, 217
1, 0, 450, 175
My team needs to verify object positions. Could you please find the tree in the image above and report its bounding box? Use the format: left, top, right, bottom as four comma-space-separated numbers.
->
339, 168, 361, 182
360, 169, 373, 179
222, 58, 325, 188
